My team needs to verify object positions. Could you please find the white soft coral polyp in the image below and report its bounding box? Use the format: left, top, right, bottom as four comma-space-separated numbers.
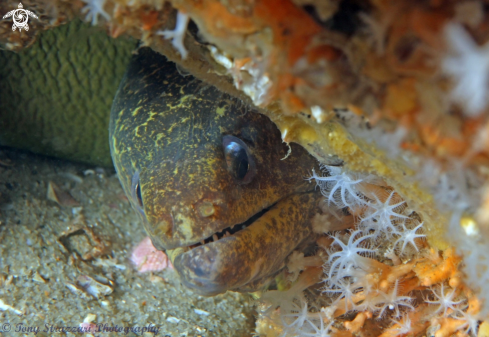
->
443, 23, 489, 116
309, 166, 366, 209
359, 191, 408, 237
279, 297, 334, 337
394, 221, 426, 254
327, 230, 377, 279
374, 280, 414, 318
426, 283, 466, 316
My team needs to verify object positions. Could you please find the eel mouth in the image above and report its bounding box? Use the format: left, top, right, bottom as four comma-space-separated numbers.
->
168, 192, 319, 296
187, 205, 273, 249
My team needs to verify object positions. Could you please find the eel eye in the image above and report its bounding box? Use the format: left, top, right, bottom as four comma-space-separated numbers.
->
131, 170, 144, 214
222, 135, 256, 184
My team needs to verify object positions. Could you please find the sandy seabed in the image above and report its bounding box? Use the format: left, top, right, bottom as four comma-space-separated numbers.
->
0, 147, 255, 336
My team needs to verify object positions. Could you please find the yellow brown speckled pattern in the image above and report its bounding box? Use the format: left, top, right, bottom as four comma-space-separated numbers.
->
109, 47, 320, 295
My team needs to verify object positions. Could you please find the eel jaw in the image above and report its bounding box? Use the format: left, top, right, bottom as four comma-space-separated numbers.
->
167, 192, 319, 296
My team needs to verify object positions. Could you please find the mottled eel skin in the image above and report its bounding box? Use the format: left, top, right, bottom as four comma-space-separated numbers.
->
110, 47, 321, 295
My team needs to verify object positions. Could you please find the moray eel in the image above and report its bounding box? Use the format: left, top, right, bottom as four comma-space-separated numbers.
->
110, 47, 322, 295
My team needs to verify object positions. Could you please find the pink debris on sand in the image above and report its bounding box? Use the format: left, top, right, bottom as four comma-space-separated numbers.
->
130, 236, 173, 273
79, 322, 97, 334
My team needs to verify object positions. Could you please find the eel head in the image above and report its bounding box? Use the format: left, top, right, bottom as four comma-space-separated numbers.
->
110, 47, 321, 295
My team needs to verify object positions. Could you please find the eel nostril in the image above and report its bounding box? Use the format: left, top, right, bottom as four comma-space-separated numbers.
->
197, 201, 216, 218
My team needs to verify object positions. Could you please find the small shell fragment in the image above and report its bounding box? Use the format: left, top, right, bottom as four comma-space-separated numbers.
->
47, 181, 80, 206
194, 308, 210, 316
77, 275, 113, 298
65, 282, 90, 299
83, 313, 97, 323
33, 271, 46, 283
0, 299, 23, 315
60, 172, 83, 184
93, 257, 126, 270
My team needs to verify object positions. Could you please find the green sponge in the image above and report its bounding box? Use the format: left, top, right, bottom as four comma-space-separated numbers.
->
0, 19, 137, 167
